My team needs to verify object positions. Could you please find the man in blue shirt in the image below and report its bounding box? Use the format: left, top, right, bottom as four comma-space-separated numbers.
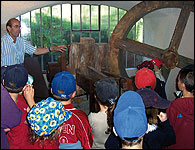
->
1, 18, 67, 67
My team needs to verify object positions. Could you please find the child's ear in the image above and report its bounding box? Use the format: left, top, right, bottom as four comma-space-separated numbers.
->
180, 83, 186, 91
71, 91, 76, 98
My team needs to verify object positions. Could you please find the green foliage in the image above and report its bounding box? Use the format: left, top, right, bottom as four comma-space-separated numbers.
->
30, 11, 112, 48
22, 6, 144, 70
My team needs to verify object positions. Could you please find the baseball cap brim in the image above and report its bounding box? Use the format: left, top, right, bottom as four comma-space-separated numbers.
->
137, 88, 170, 109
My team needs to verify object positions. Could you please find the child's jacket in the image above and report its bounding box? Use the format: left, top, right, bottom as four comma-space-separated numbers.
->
58, 103, 93, 149
166, 97, 194, 149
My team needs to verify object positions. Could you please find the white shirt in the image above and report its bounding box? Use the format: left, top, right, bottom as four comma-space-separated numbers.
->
155, 70, 165, 82
88, 112, 110, 149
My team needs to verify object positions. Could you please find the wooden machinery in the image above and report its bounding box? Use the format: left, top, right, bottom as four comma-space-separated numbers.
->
47, 1, 194, 112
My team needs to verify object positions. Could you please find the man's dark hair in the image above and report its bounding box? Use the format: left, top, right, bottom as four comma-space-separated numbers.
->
6, 18, 19, 32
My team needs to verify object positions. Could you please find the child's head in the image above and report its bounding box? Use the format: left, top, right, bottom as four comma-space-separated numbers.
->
94, 77, 119, 107
51, 71, 76, 101
94, 77, 119, 134
114, 91, 147, 147
137, 88, 170, 124
151, 58, 162, 70
177, 69, 194, 93
2, 64, 28, 93
137, 60, 154, 70
135, 68, 156, 90
27, 97, 72, 142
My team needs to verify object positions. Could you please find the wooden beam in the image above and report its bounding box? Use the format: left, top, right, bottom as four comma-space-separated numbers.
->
87, 66, 108, 82
101, 70, 121, 79
76, 71, 92, 94
115, 38, 194, 69
178, 55, 194, 69
76, 71, 98, 112
168, 4, 191, 51
114, 38, 164, 59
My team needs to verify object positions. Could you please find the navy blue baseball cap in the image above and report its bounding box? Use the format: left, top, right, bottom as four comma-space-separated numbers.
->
3, 64, 28, 89
137, 88, 170, 109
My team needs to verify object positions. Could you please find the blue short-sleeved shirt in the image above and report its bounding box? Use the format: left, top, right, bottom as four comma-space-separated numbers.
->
1, 33, 36, 67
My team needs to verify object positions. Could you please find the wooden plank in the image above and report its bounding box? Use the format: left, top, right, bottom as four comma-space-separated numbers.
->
114, 38, 164, 58
168, 4, 191, 51
101, 70, 121, 79
178, 55, 194, 69
76, 70, 101, 113
87, 66, 108, 82
115, 38, 194, 69
76, 71, 92, 93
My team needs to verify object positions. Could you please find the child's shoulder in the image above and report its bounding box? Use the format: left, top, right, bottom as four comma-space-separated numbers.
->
170, 97, 194, 108
71, 109, 89, 119
17, 94, 29, 109
88, 112, 100, 118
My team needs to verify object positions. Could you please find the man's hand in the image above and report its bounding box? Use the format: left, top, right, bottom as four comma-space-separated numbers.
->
51, 45, 67, 53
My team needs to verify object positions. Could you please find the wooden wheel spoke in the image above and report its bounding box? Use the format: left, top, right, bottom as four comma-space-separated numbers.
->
114, 38, 164, 59
178, 55, 194, 69
169, 4, 191, 51
115, 38, 194, 68
109, 1, 194, 77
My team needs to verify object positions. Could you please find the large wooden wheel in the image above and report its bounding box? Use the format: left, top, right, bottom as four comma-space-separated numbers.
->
109, 1, 194, 79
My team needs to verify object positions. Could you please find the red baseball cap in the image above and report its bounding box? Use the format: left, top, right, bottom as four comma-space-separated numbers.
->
135, 68, 156, 90
137, 60, 154, 70
151, 58, 162, 68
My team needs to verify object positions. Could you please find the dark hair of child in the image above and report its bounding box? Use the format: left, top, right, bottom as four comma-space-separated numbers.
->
145, 107, 166, 127
28, 126, 61, 146
177, 69, 194, 93
52, 93, 73, 101
94, 93, 117, 134
121, 136, 144, 147
3, 84, 23, 93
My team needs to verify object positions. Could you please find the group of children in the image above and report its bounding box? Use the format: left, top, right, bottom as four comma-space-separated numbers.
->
89, 58, 194, 149
1, 57, 194, 149
1, 64, 93, 149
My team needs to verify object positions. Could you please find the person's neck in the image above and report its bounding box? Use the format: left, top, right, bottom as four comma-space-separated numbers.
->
122, 143, 143, 149
9, 93, 19, 103
60, 99, 72, 105
8, 33, 17, 43
182, 90, 194, 98
99, 104, 108, 113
